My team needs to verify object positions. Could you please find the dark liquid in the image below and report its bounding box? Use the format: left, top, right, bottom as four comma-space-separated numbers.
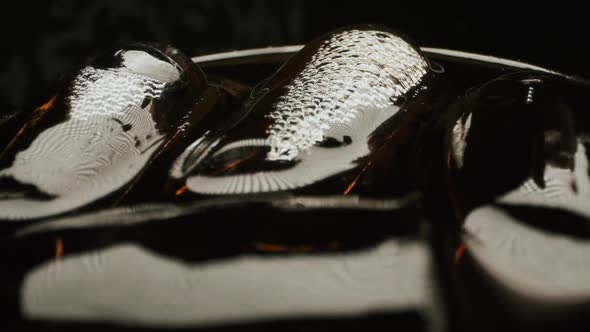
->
170, 26, 441, 201
1, 26, 590, 332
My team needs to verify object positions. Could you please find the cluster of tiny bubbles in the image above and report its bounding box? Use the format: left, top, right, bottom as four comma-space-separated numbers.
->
264, 29, 428, 162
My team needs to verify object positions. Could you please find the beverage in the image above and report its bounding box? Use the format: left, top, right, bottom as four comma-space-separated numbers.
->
1, 25, 589, 332
170, 25, 441, 199
0, 44, 209, 220
443, 72, 590, 331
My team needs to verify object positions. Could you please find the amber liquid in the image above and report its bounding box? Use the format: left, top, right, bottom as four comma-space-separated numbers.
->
2, 41, 590, 332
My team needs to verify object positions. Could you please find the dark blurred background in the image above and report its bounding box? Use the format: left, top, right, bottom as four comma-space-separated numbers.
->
0, 1, 587, 114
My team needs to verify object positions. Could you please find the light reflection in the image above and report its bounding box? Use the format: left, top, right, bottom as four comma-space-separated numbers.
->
21, 238, 432, 327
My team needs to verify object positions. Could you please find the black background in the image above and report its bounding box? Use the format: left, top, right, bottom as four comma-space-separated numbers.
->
0, 1, 587, 114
